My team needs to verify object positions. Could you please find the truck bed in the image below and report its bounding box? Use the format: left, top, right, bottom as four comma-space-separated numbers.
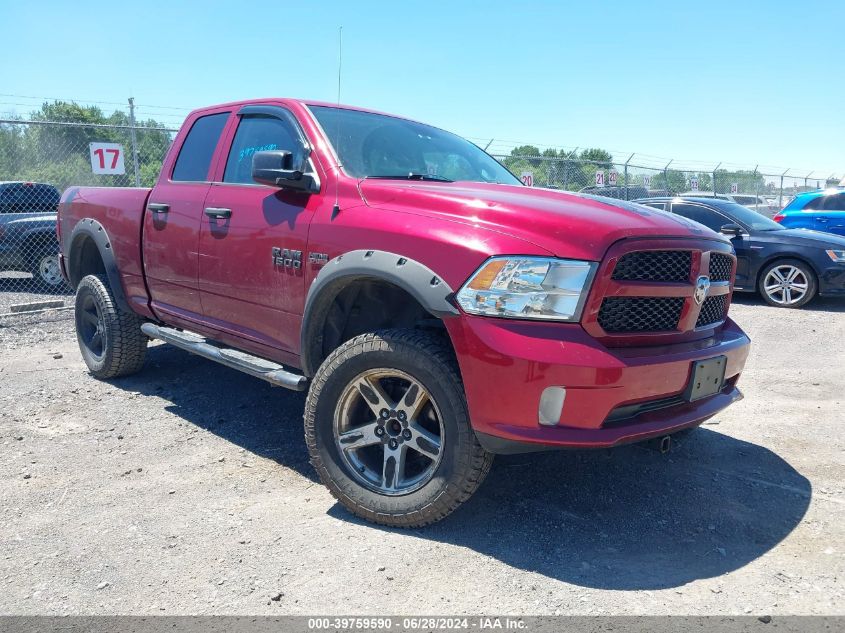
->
58, 186, 153, 316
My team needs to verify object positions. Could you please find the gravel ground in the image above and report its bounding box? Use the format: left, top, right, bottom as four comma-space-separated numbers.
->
1, 295, 843, 615
0, 272, 73, 316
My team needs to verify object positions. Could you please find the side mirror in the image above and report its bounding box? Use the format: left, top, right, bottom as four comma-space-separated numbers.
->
720, 223, 745, 237
252, 150, 316, 193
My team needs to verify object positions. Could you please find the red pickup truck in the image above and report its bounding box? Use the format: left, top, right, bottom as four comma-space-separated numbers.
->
58, 98, 750, 527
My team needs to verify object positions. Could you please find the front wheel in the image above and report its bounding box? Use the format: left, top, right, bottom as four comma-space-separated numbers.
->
758, 259, 817, 308
74, 274, 148, 378
304, 329, 493, 528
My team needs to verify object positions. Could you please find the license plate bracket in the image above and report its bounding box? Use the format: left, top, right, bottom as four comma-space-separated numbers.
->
684, 356, 727, 402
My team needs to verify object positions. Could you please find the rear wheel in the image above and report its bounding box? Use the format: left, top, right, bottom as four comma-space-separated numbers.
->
74, 274, 147, 378
304, 329, 493, 527
758, 259, 816, 308
28, 250, 64, 289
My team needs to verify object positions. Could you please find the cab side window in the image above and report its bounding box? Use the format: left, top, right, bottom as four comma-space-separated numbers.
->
671, 203, 730, 232
223, 115, 304, 185
172, 112, 230, 182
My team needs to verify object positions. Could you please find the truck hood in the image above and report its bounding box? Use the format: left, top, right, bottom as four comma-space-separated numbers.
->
358, 180, 725, 260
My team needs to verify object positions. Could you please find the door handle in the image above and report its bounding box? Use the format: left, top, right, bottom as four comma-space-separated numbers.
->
147, 203, 170, 214
204, 207, 232, 219
816, 217, 828, 222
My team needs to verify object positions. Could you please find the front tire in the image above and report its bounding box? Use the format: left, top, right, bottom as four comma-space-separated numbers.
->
758, 259, 817, 308
74, 274, 147, 378
304, 329, 493, 528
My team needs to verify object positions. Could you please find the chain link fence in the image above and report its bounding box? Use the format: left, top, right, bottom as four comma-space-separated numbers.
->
0, 119, 175, 327
497, 154, 842, 217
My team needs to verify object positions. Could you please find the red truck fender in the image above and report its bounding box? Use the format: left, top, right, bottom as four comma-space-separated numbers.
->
64, 217, 132, 313
299, 249, 460, 376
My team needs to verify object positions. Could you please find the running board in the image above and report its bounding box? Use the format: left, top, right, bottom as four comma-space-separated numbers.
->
140, 323, 307, 391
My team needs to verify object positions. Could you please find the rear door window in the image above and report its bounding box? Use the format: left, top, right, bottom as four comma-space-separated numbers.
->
822, 193, 845, 211
172, 112, 230, 182
801, 196, 825, 210
671, 203, 730, 232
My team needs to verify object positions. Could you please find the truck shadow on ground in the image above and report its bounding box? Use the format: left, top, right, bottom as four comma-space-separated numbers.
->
122, 343, 810, 592
368, 429, 812, 590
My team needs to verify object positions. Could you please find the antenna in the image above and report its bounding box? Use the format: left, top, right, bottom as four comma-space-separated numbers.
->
332, 26, 343, 219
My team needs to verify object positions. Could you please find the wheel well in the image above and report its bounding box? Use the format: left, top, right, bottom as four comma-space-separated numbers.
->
756, 255, 818, 290
303, 277, 448, 376
67, 235, 107, 288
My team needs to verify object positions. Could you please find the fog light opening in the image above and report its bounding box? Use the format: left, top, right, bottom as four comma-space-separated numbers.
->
538, 387, 567, 427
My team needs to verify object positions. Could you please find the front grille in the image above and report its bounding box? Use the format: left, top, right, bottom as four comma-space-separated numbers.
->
598, 297, 684, 333
612, 250, 692, 282
696, 295, 728, 327
709, 253, 733, 282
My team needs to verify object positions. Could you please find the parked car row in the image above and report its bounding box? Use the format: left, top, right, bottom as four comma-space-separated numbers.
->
677, 191, 776, 216
0, 181, 65, 288
634, 196, 845, 308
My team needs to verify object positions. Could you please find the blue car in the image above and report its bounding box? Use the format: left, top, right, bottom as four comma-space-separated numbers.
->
775, 188, 845, 237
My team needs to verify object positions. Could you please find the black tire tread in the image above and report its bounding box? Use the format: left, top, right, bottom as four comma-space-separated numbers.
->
75, 274, 147, 378
304, 329, 493, 528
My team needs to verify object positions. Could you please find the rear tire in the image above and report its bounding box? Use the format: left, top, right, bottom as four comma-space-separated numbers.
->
28, 250, 64, 289
304, 329, 493, 528
74, 274, 147, 378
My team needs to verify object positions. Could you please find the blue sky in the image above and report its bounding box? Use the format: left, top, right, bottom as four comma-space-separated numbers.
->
1, 0, 841, 175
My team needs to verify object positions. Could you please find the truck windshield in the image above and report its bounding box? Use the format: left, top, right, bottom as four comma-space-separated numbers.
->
308, 105, 520, 185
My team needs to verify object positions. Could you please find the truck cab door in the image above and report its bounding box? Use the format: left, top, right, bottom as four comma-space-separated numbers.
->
143, 110, 231, 323
197, 105, 323, 359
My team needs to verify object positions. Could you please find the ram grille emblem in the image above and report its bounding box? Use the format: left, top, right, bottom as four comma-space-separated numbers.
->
694, 275, 711, 306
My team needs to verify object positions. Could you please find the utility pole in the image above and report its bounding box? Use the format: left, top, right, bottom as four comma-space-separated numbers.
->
779, 169, 789, 209
128, 97, 141, 187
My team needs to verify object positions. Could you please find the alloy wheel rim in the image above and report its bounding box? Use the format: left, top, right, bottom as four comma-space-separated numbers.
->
38, 254, 63, 286
78, 294, 106, 359
334, 368, 444, 496
763, 265, 808, 306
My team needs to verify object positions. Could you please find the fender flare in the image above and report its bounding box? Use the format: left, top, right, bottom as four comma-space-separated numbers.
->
66, 218, 131, 313
300, 249, 459, 376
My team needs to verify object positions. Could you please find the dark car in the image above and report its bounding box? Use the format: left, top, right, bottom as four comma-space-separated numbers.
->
0, 181, 63, 287
579, 184, 649, 200
635, 196, 845, 308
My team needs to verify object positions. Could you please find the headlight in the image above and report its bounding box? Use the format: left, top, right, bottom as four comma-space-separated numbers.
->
456, 256, 597, 321
826, 250, 845, 263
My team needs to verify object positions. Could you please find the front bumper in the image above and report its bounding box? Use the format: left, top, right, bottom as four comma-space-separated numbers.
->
819, 263, 845, 296
445, 315, 750, 453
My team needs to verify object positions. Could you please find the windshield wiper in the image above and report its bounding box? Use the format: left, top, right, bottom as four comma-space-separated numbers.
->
366, 173, 454, 182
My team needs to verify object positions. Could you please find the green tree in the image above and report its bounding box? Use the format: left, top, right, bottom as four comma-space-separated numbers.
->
0, 101, 173, 190
579, 148, 613, 169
